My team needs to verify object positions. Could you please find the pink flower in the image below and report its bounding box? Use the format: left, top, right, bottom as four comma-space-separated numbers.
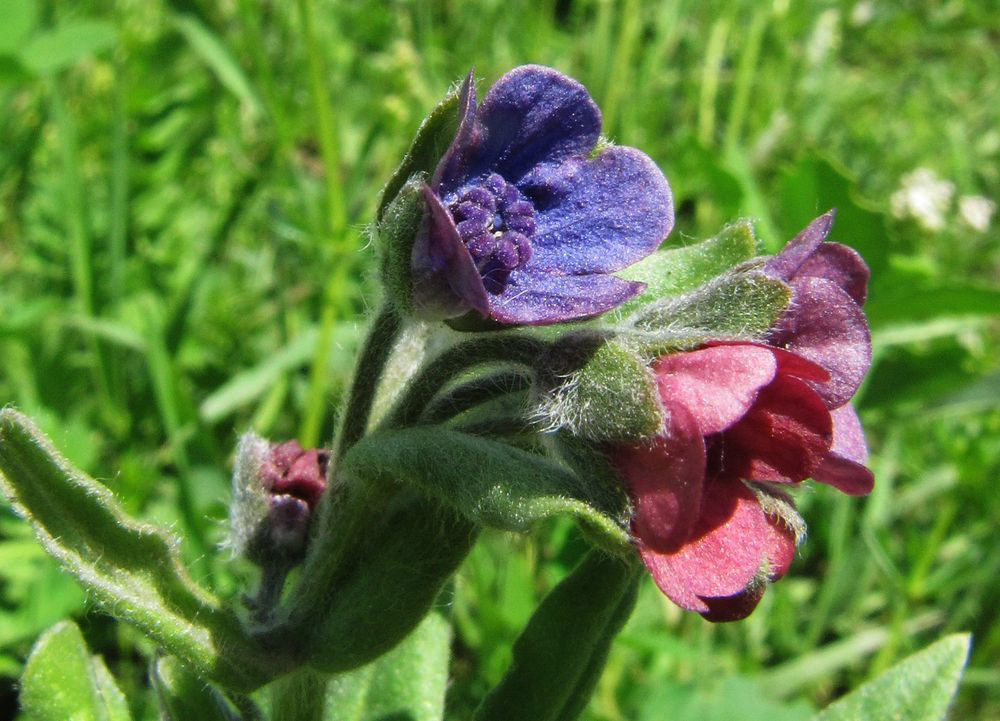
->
610, 213, 873, 621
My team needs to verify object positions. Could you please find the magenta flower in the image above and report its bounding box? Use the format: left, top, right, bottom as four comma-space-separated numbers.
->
609, 213, 873, 621
259, 440, 329, 554
412, 65, 674, 325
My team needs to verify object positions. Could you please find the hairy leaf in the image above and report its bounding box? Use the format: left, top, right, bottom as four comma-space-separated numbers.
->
19, 620, 132, 721
814, 634, 970, 721
474, 550, 640, 721
0, 409, 277, 692
323, 610, 452, 721
341, 427, 631, 550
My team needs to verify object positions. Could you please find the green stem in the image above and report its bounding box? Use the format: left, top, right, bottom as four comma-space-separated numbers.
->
421, 369, 534, 425
385, 334, 548, 429
269, 668, 328, 721
332, 304, 403, 459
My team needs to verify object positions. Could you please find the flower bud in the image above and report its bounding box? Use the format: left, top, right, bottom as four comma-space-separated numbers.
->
227, 433, 329, 565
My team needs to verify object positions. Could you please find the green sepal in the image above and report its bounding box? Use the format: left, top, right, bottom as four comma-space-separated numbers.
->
376, 176, 426, 316
473, 550, 640, 721
304, 493, 476, 673
376, 83, 460, 222
19, 620, 133, 721
322, 609, 452, 721
616, 218, 757, 316
341, 426, 631, 551
0, 409, 279, 692
537, 333, 661, 443
626, 270, 791, 356
152, 656, 235, 721
813, 634, 971, 721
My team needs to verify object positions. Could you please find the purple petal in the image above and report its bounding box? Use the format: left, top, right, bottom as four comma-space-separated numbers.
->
613, 402, 706, 553
764, 210, 835, 281
431, 70, 480, 192
769, 276, 871, 408
796, 243, 869, 306
812, 405, 874, 495
489, 270, 645, 325
460, 65, 602, 189
526, 146, 674, 274
411, 185, 490, 319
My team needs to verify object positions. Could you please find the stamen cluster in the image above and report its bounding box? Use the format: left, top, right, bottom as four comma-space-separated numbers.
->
449, 173, 536, 293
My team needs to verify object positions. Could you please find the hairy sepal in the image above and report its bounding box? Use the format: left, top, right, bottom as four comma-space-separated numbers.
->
0, 409, 277, 692
376, 84, 461, 222
376, 177, 426, 316
615, 219, 757, 316
536, 333, 661, 443
627, 270, 791, 356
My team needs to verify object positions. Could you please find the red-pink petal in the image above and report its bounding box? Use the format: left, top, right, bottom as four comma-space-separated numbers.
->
638, 480, 775, 616
613, 403, 705, 553
720, 374, 833, 483
653, 345, 777, 435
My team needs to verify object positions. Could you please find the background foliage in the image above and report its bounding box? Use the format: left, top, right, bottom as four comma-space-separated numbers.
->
1, 0, 998, 719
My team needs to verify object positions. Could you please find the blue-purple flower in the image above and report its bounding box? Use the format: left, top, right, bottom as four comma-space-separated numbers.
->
411, 65, 674, 325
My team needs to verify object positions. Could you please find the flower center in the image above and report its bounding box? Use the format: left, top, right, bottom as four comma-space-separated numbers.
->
448, 173, 536, 294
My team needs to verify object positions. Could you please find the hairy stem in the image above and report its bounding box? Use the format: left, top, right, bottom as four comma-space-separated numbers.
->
333, 304, 403, 460
421, 369, 534, 424
386, 334, 548, 429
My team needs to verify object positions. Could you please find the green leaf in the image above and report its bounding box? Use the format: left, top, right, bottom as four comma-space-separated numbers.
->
301, 493, 476, 674
152, 656, 233, 721
865, 276, 1000, 328
91, 656, 133, 721
376, 82, 460, 222
19, 620, 132, 721
341, 427, 631, 550
18, 20, 116, 75
0, 409, 277, 692
0, 0, 37, 54
323, 610, 452, 721
616, 219, 757, 316
814, 634, 970, 721
627, 271, 790, 353
173, 13, 264, 119
474, 550, 640, 721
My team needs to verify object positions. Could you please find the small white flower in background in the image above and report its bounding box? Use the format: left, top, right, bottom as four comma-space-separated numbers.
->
890, 168, 955, 232
850, 1, 875, 26
957, 195, 996, 233
808, 9, 841, 65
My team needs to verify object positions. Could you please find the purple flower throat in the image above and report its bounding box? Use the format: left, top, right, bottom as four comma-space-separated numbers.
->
448, 173, 536, 294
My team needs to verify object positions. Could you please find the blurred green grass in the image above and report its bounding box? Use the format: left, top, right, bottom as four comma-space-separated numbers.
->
0, 0, 998, 719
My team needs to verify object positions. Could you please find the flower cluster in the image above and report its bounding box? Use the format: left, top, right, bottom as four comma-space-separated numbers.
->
611, 212, 872, 620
